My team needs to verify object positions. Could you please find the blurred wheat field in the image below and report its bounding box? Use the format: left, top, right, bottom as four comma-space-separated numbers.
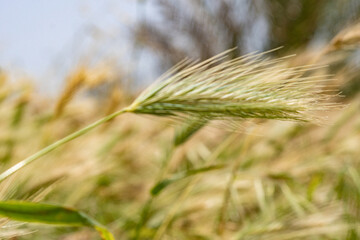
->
1, 3, 360, 239
0, 43, 359, 240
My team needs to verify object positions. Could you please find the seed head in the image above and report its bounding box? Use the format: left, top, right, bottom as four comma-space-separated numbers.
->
128, 49, 338, 123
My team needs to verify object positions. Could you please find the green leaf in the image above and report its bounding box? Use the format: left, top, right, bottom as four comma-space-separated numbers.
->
151, 178, 177, 196
0, 201, 114, 240
174, 117, 208, 146
151, 164, 225, 196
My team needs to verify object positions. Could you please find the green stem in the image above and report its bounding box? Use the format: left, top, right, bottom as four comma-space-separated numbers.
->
0, 108, 130, 182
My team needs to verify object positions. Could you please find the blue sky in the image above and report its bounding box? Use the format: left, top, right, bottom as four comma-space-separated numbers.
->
0, 0, 139, 93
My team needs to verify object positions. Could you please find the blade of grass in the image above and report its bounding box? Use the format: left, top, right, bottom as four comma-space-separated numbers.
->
151, 164, 225, 196
174, 117, 208, 146
0, 200, 114, 240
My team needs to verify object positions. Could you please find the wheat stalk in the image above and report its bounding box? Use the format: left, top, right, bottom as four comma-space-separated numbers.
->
0, 49, 337, 181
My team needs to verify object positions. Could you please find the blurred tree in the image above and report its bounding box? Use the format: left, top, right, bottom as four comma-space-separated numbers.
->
265, 0, 327, 51
133, 0, 360, 67
134, 0, 251, 67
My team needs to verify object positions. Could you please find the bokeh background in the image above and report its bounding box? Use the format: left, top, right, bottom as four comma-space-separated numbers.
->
1, 1, 360, 239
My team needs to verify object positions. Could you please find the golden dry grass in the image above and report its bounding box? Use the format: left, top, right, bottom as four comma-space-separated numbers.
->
0, 41, 359, 240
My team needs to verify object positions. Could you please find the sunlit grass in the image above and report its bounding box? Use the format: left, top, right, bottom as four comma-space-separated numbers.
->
0, 44, 358, 240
